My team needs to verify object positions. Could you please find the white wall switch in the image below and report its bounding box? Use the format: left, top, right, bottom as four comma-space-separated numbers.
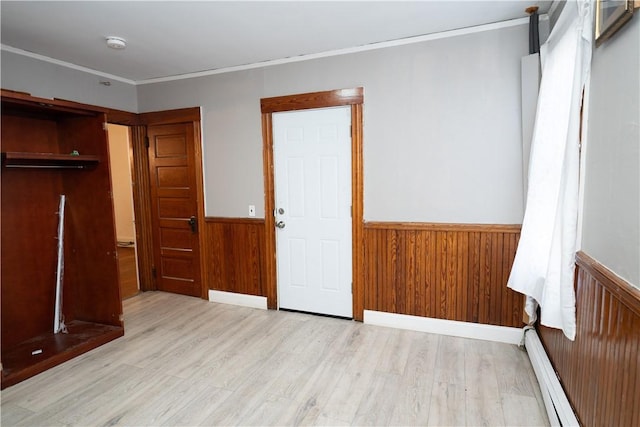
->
248, 205, 256, 217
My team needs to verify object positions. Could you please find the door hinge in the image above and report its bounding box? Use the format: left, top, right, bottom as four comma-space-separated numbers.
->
152, 267, 157, 278
350, 205, 353, 218
103, 122, 108, 131
145, 136, 150, 148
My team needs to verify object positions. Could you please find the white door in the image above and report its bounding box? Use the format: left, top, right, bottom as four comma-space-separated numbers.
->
273, 106, 352, 318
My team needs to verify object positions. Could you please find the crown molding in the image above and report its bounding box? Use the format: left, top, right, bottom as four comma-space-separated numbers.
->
2, 16, 538, 86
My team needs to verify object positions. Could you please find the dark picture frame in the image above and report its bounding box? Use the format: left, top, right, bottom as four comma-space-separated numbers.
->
595, 0, 634, 47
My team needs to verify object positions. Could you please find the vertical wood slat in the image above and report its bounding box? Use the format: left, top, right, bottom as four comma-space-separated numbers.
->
363, 222, 523, 327
538, 251, 640, 427
350, 103, 365, 321
204, 218, 266, 297
129, 125, 155, 292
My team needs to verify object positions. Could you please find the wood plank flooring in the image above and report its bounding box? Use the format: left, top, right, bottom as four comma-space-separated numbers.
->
1, 292, 549, 426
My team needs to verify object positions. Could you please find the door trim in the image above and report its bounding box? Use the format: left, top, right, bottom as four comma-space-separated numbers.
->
107, 107, 208, 299
260, 88, 364, 320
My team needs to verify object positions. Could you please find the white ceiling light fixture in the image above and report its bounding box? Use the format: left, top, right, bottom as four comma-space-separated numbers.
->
105, 36, 126, 50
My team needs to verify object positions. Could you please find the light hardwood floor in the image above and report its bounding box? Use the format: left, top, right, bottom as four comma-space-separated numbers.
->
1, 292, 549, 426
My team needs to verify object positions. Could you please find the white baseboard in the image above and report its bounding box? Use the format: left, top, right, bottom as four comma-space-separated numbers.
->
524, 328, 578, 426
363, 310, 522, 344
208, 290, 267, 310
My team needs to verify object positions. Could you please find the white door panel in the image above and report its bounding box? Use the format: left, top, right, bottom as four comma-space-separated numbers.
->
274, 106, 352, 318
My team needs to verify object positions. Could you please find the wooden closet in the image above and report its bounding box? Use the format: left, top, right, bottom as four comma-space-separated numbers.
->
1, 91, 124, 389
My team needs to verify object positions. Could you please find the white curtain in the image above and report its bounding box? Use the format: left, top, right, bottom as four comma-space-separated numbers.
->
508, 0, 593, 340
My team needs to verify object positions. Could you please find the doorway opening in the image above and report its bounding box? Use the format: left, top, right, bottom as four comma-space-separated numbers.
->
107, 124, 140, 299
107, 107, 207, 300
261, 87, 365, 320
273, 106, 353, 318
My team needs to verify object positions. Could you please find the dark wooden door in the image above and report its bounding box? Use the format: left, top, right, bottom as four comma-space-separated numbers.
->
148, 123, 201, 297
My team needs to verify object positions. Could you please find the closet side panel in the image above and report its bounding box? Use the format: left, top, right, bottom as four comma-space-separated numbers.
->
1, 115, 65, 348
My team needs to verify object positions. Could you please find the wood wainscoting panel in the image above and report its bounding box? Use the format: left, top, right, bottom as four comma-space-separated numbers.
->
205, 217, 266, 297
363, 222, 523, 327
539, 251, 640, 427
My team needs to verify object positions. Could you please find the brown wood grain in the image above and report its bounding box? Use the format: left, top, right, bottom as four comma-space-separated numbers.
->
204, 218, 266, 297
192, 121, 208, 299
351, 104, 365, 321
106, 108, 140, 126
261, 113, 278, 309
0, 90, 107, 116
261, 88, 364, 113
117, 247, 139, 299
138, 107, 201, 125
58, 113, 123, 326
362, 223, 524, 327
147, 123, 201, 298
539, 251, 640, 426
129, 125, 155, 292
364, 222, 521, 232
1, 92, 123, 388
1, 321, 123, 389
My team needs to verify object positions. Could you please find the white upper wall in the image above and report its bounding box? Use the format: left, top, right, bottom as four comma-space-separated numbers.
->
137, 23, 529, 223
1, 50, 137, 112
581, 18, 639, 288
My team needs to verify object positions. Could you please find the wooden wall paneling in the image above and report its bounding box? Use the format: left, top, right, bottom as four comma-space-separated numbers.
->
381, 229, 392, 313
427, 229, 437, 318
539, 251, 640, 426
467, 232, 478, 322
205, 218, 266, 297
387, 229, 398, 313
502, 234, 513, 324
363, 223, 524, 327
478, 231, 490, 324
435, 231, 445, 319
457, 231, 468, 321
206, 221, 223, 289
363, 227, 378, 311
413, 229, 425, 316
404, 230, 415, 316
489, 233, 498, 324
447, 231, 458, 320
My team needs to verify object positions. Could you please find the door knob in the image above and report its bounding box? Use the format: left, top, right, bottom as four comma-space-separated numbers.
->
276, 221, 286, 229
188, 216, 198, 233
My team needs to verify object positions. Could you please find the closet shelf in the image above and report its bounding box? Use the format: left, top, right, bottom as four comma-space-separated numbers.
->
2, 152, 100, 169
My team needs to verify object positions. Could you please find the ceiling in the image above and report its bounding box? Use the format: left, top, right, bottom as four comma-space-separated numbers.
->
1, 1, 551, 84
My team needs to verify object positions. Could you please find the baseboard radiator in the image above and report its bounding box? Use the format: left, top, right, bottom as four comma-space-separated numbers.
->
524, 327, 578, 426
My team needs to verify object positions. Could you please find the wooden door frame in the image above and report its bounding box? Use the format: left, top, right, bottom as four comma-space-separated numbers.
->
107, 107, 208, 299
260, 88, 365, 320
